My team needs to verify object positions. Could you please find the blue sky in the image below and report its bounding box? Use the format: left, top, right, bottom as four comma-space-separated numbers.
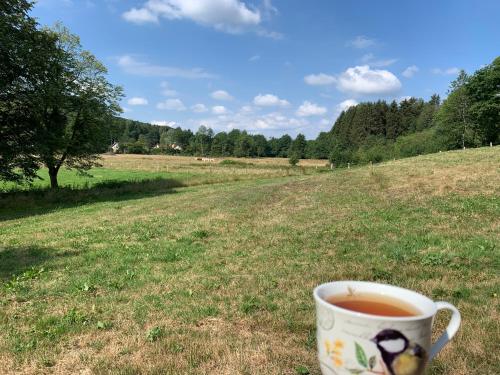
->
33, 0, 500, 139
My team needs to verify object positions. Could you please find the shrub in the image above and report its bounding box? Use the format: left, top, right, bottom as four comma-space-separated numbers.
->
394, 128, 445, 158
288, 153, 299, 166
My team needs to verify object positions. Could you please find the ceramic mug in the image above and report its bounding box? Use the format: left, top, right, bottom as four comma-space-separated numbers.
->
314, 281, 461, 375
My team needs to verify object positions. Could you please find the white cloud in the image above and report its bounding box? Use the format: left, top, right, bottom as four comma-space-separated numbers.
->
127, 97, 148, 106
123, 7, 158, 24
212, 105, 228, 114
337, 65, 402, 95
255, 28, 283, 39
398, 96, 413, 102
262, 0, 278, 16
253, 93, 290, 107
249, 54, 260, 62
348, 35, 376, 49
336, 99, 358, 113
431, 67, 460, 75
191, 103, 208, 113
151, 120, 177, 126
402, 65, 419, 78
304, 73, 336, 86
117, 55, 215, 79
361, 53, 397, 67
157, 98, 186, 111
211, 90, 233, 101
296, 101, 327, 117
122, 0, 276, 36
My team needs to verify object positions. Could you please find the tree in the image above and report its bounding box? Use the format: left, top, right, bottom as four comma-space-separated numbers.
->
211, 132, 228, 156
253, 134, 269, 157
33, 25, 122, 188
276, 134, 292, 157
289, 134, 307, 159
436, 70, 476, 149
385, 100, 402, 139
193, 125, 213, 155
466, 57, 500, 145
415, 94, 440, 131
288, 153, 299, 166
234, 132, 253, 157
0, 0, 59, 182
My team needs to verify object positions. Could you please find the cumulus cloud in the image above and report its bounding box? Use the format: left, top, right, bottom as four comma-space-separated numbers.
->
347, 35, 376, 49
336, 99, 358, 113
337, 65, 402, 95
117, 55, 215, 79
151, 120, 177, 126
431, 67, 460, 75
127, 97, 148, 106
211, 90, 233, 101
402, 65, 419, 78
123, 7, 158, 23
253, 93, 290, 107
304, 73, 336, 86
191, 103, 208, 113
157, 98, 186, 111
122, 0, 280, 37
296, 101, 327, 117
398, 96, 414, 103
212, 105, 228, 114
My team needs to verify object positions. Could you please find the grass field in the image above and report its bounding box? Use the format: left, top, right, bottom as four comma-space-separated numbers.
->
0, 149, 499, 374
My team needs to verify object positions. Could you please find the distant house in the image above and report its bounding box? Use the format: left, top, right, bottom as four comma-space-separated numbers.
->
170, 143, 183, 151
111, 142, 120, 153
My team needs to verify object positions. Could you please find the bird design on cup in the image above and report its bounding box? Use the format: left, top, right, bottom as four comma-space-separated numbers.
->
371, 329, 427, 375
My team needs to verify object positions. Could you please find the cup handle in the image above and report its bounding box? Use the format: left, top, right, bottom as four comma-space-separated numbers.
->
429, 301, 461, 361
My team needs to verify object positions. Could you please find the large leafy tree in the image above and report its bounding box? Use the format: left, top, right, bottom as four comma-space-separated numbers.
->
0, 0, 58, 182
1, 2, 122, 187
33, 25, 123, 188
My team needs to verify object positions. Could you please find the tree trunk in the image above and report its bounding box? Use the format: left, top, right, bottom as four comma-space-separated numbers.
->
49, 167, 59, 189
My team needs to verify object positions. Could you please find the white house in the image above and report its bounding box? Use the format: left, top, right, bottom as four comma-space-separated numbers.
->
111, 142, 120, 153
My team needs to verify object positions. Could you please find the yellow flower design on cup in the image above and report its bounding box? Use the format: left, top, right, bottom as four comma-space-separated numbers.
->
324, 339, 345, 367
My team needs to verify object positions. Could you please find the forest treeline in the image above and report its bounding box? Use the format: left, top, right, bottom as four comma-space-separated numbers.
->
112, 57, 499, 166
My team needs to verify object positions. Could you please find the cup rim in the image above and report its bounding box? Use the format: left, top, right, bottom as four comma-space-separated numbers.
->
313, 280, 437, 322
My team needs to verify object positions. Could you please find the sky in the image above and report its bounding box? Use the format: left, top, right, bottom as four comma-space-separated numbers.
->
32, 0, 500, 139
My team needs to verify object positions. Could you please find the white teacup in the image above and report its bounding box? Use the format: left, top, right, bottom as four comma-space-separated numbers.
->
314, 281, 461, 375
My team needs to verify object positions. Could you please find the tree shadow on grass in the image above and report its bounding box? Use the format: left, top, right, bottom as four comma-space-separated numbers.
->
0, 245, 73, 282
0, 178, 186, 221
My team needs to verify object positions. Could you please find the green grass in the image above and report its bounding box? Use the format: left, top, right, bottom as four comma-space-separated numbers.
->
0, 148, 499, 374
0, 168, 176, 192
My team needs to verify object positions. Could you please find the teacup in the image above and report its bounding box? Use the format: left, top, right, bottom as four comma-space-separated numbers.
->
314, 281, 461, 375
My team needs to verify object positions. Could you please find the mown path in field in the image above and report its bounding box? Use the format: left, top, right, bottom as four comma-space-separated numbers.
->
0, 148, 499, 374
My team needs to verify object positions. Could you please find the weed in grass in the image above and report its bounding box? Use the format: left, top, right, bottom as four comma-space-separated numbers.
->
420, 252, 452, 266
146, 326, 163, 342
296, 365, 310, 374
240, 295, 264, 314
